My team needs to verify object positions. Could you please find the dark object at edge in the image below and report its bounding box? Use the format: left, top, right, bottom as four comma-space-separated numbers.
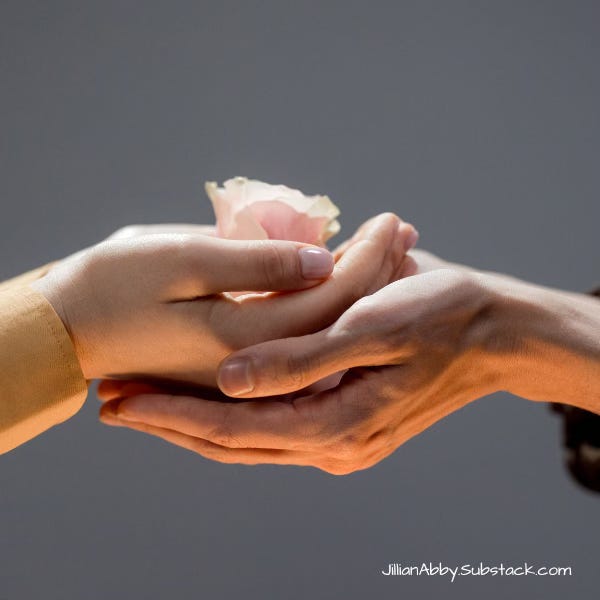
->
551, 403, 600, 493
550, 286, 600, 493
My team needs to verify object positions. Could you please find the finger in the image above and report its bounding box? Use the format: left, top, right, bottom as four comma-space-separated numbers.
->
332, 218, 418, 263
217, 326, 370, 397
97, 379, 169, 402
332, 237, 352, 262
320, 213, 409, 300
398, 254, 419, 278
345, 221, 417, 274
172, 236, 336, 295
97, 378, 235, 403
388, 223, 419, 281
100, 411, 314, 466
108, 224, 216, 240
228, 213, 412, 343
330, 216, 378, 261
100, 369, 391, 470
99, 393, 322, 451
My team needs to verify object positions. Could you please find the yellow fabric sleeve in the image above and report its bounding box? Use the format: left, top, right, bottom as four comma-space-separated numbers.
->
0, 267, 88, 454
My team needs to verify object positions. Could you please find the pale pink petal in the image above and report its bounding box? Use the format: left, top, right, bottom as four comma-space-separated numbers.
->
205, 177, 340, 246
225, 205, 268, 240
248, 200, 332, 245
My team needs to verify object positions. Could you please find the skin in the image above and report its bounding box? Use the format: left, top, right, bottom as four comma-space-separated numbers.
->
99, 245, 600, 476
32, 214, 417, 388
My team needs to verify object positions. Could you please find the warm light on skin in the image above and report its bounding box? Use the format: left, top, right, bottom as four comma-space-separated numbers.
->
98, 248, 600, 475
32, 214, 415, 389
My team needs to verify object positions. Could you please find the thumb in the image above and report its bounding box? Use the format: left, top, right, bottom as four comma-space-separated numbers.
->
217, 326, 362, 397
193, 238, 335, 293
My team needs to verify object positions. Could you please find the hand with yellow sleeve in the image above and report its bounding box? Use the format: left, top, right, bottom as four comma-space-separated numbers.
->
0, 216, 416, 454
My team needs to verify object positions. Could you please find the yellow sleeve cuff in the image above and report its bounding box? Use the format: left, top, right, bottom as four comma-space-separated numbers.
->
0, 281, 88, 454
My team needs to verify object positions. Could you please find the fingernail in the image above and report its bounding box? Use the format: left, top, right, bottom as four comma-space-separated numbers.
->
99, 413, 120, 426
103, 398, 123, 417
99, 399, 124, 424
298, 247, 334, 280
218, 357, 255, 396
404, 228, 419, 251
102, 398, 139, 422
110, 405, 137, 422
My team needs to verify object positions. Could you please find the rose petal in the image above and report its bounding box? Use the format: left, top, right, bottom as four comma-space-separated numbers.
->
205, 177, 340, 246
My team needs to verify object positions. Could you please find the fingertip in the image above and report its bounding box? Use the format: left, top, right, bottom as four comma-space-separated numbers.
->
405, 226, 420, 251
99, 398, 124, 424
400, 254, 419, 278
370, 212, 400, 233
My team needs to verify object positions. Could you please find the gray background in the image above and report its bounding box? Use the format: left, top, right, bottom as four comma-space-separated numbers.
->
0, 1, 598, 598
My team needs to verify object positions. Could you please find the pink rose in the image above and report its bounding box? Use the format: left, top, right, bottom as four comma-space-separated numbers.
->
205, 177, 340, 246
206, 177, 344, 393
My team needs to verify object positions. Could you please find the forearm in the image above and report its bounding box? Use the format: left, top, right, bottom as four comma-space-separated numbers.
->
481, 273, 600, 412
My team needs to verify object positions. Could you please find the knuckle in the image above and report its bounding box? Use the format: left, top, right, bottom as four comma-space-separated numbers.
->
435, 268, 475, 291
211, 426, 242, 449
283, 352, 319, 390
256, 241, 290, 288
208, 407, 243, 449
108, 225, 144, 240
165, 235, 208, 287
335, 301, 393, 358
346, 295, 378, 323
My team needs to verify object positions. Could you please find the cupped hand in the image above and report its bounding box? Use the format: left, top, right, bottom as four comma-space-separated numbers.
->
97, 257, 503, 474
34, 213, 417, 388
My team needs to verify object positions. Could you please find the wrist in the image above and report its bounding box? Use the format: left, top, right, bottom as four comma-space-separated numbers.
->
476, 273, 600, 409
31, 257, 95, 380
